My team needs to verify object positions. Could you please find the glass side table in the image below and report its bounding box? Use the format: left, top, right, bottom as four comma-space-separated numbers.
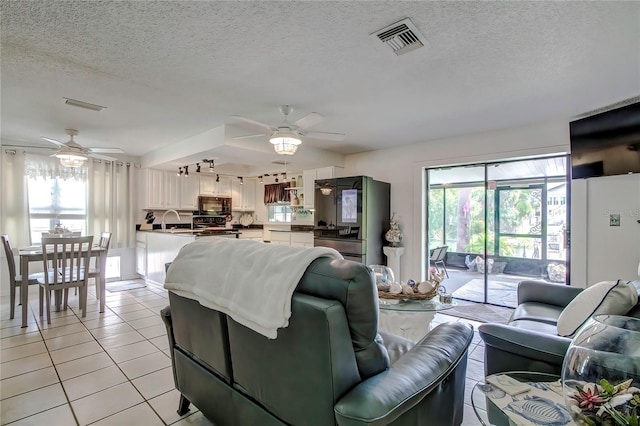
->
378, 298, 456, 341
471, 371, 572, 426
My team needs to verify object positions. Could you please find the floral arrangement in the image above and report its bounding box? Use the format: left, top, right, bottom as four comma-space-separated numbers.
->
567, 378, 640, 425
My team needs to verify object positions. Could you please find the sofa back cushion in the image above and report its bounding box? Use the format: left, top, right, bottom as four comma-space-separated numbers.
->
228, 293, 361, 426
557, 280, 638, 337
296, 257, 390, 379
168, 291, 232, 382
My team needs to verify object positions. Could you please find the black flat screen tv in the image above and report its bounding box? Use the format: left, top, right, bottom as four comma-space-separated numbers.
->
569, 101, 640, 179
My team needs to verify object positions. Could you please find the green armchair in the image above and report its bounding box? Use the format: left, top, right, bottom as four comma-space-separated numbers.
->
161, 257, 474, 425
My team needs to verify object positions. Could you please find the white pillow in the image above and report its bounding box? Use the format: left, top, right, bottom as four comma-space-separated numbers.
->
557, 280, 637, 337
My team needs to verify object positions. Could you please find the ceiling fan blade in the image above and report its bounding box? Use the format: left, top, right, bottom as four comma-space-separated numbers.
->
231, 133, 267, 140
294, 112, 325, 130
89, 153, 118, 161
41, 137, 66, 147
301, 131, 346, 141
88, 147, 125, 154
231, 115, 275, 131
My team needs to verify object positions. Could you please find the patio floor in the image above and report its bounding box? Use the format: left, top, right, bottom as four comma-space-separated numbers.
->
440, 266, 563, 308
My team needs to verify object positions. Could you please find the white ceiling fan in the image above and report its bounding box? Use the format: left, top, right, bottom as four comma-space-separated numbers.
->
232, 105, 345, 155
41, 129, 124, 167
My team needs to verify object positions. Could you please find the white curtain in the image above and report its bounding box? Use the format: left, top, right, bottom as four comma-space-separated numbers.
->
1, 149, 30, 248
87, 160, 137, 249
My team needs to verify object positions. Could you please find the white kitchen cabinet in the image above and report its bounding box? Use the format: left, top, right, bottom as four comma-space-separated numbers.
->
238, 229, 264, 241
231, 178, 257, 211
145, 232, 196, 286
165, 172, 180, 209
316, 166, 343, 180
290, 232, 313, 247
217, 176, 232, 196
303, 169, 316, 209
140, 169, 166, 209
270, 231, 291, 245
135, 232, 147, 277
199, 174, 216, 195
180, 175, 199, 210
199, 174, 231, 196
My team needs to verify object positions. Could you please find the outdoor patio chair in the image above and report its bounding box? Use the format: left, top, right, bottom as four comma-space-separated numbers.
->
430, 245, 449, 278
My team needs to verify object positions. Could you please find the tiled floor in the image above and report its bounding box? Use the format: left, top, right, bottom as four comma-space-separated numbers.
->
1, 280, 487, 425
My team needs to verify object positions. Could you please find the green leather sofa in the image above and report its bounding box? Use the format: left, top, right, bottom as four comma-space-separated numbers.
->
161, 257, 474, 425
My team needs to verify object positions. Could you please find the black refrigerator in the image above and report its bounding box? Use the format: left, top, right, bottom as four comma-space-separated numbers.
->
313, 176, 390, 265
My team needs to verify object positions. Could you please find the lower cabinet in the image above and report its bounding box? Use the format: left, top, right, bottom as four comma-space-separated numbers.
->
144, 232, 196, 286
270, 231, 313, 247
238, 229, 264, 241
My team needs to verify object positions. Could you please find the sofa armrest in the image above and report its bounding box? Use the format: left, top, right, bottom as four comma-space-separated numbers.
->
478, 323, 571, 375
517, 280, 583, 307
334, 322, 473, 426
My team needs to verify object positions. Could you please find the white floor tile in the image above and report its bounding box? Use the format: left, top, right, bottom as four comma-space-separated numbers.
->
148, 389, 194, 425
0, 353, 53, 380
89, 322, 135, 339
0, 332, 43, 349
4, 403, 76, 426
0, 383, 67, 424
0, 340, 48, 363
91, 402, 164, 426
131, 366, 175, 400
55, 351, 115, 381
39, 322, 87, 340
138, 324, 166, 339
0, 366, 59, 400
118, 351, 171, 380
44, 330, 95, 351
98, 330, 145, 350
62, 364, 128, 401
49, 340, 103, 364
106, 340, 159, 363
71, 382, 144, 425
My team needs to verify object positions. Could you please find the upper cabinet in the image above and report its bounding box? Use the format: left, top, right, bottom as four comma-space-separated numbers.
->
180, 176, 199, 210
140, 169, 181, 210
302, 166, 343, 210
199, 174, 232, 197
231, 178, 256, 211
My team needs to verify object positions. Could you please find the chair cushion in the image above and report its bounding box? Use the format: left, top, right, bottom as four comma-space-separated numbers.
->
508, 319, 558, 335
512, 302, 565, 325
557, 280, 637, 337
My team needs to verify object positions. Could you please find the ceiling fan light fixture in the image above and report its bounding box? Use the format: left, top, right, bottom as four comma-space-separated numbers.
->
270, 130, 301, 155
55, 149, 88, 168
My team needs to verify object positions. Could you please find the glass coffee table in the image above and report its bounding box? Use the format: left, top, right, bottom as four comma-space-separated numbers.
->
472, 371, 572, 426
378, 297, 456, 341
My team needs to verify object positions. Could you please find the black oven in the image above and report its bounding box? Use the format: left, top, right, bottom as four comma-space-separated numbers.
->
197, 196, 231, 216
193, 215, 227, 228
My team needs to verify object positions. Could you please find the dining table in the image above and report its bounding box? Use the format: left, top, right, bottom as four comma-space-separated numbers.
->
18, 243, 108, 328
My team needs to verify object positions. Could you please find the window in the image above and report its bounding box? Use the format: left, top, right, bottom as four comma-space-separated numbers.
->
28, 175, 87, 243
267, 205, 291, 223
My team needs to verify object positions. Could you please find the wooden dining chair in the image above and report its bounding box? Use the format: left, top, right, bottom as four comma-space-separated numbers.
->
38, 235, 93, 324
1, 235, 45, 320
88, 232, 112, 299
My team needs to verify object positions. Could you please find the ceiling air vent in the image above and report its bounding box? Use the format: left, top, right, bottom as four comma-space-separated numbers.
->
372, 18, 426, 56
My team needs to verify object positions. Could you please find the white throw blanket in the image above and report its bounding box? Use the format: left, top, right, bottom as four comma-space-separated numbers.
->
164, 237, 343, 339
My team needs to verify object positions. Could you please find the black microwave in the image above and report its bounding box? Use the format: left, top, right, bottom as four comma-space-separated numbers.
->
197, 196, 232, 215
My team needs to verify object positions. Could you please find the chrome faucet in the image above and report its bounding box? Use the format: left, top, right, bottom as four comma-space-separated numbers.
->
161, 209, 181, 231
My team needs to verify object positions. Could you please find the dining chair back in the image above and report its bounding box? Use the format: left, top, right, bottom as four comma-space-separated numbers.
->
1, 235, 43, 320
39, 235, 93, 324
88, 232, 112, 298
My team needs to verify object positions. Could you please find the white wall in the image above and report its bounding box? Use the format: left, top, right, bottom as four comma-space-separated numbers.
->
571, 174, 640, 285
343, 119, 572, 283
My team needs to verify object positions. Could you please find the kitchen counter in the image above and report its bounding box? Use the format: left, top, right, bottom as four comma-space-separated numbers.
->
137, 229, 240, 237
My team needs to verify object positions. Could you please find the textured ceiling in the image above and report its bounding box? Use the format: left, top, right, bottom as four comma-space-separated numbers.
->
1, 1, 639, 174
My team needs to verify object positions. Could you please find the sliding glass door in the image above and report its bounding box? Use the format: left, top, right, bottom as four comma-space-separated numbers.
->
427, 155, 570, 307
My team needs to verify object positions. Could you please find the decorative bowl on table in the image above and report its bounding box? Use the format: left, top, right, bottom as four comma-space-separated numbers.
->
562, 315, 640, 425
